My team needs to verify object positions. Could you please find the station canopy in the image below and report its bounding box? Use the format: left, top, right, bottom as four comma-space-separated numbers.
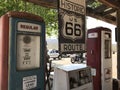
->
23, 0, 120, 25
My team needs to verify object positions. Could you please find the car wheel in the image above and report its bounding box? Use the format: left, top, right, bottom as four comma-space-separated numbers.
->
78, 60, 82, 64
53, 58, 56, 60
71, 57, 75, 63
58, 56, 61, 60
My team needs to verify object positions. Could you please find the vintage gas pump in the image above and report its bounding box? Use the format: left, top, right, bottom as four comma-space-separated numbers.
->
0, 11, 45, 90
53, 64, 93, 90
87, 27, 112, 90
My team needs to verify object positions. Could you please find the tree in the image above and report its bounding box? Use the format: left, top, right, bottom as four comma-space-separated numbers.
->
0, 0, 58, 37
88, 1, 102, 9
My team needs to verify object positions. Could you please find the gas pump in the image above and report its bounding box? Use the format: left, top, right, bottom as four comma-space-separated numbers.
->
53, 64, 93, 90
87, 27, 112, 90
0, 11, 45, 90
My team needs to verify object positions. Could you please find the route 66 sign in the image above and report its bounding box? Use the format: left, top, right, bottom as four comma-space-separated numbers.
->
58, 0, 86, 54
62, 13, 83, 40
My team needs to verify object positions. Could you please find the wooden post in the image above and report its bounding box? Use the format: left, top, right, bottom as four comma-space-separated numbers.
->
117, 9, 120, 79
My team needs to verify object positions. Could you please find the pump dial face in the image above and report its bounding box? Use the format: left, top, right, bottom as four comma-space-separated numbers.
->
16, 35, 40, 70
23, 36, 31, 44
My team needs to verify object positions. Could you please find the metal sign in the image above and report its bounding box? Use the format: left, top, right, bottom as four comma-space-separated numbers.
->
58, 0, 86, 54
23, 75, 37, 90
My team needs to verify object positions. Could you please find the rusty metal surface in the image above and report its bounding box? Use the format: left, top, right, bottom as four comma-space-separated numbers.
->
0, 14, 9, 90
7, 11, 44, 22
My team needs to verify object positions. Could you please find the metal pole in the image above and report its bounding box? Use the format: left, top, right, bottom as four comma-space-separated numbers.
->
117, 9, 120, 79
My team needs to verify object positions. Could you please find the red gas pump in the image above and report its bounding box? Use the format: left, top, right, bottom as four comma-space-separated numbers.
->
87, 27, 112, 90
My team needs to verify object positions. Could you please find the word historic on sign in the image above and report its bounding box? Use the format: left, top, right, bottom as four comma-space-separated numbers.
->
60, 0, 85, 15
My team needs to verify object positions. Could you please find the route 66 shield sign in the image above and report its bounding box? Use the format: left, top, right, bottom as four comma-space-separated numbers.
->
58, 0, 86, 54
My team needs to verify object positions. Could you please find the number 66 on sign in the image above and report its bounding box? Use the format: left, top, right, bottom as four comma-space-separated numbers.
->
58, 0, 86, 54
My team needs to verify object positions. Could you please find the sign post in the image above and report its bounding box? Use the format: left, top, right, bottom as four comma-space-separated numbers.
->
58, 0, 86, 54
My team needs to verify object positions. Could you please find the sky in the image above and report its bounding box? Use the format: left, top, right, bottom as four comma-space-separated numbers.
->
87, 16, 116, 44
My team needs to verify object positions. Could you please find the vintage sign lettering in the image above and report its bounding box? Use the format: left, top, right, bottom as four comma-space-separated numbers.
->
60, 0, 85, 15
58, 0, 86, 53
23, 75, 37, 90
18, 22, 41, 33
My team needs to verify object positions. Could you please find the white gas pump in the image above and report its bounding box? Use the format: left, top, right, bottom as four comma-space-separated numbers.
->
53, 64, 93, 90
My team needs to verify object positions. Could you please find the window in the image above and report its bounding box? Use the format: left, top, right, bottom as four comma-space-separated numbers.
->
104, 40, 111, 59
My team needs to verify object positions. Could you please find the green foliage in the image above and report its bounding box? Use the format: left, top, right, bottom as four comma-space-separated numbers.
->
0, 0, 25, 15
0, 0, 58, 37
88, 1, 102, 9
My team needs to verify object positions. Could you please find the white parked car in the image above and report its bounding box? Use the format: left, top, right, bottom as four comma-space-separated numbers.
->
47, 49, 61, 60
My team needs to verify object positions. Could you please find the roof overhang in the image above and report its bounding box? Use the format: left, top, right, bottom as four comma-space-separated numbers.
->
99, 0, 120, 9
23, 0, 119, 25
24, 0, 57, 8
